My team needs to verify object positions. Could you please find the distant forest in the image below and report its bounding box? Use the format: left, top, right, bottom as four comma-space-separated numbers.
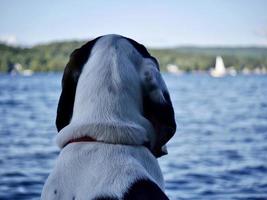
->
1, 41, 267, 72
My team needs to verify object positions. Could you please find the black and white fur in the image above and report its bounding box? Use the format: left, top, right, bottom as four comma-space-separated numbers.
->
41, 34, 176, 200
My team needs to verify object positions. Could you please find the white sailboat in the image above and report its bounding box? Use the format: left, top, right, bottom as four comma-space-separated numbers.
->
210, 56, 226, 77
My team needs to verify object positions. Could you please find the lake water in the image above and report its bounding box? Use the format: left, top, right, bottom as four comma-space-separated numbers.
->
0, 73, 267, 200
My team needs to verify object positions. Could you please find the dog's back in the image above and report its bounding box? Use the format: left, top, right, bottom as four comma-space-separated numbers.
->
41, 142, 168, 200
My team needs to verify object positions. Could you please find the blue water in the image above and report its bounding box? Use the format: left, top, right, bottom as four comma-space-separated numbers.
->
0, 73, 267, 200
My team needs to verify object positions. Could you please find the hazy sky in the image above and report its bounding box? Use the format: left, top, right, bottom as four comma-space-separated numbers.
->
0, 0, 267, 47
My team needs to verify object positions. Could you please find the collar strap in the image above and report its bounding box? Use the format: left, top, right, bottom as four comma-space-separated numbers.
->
63, 136, 96, 148
63, 136, 151, 151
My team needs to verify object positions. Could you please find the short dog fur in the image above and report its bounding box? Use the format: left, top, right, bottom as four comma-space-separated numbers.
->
41, 34, 176, 200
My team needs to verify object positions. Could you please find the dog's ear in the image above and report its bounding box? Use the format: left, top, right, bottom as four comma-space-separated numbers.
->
141, 58, 176, 158
56, 37, 100, 132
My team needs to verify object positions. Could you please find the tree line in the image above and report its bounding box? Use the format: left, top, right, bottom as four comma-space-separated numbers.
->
1, 41, 267, 72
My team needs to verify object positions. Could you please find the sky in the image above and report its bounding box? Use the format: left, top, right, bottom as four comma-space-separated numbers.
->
0, 0, 267, 47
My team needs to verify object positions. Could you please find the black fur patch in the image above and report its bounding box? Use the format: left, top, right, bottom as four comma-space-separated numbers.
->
125, 37, 159, 70
143, 90, 176, 157
123, 179, 169, 200
56, 37, 101, 131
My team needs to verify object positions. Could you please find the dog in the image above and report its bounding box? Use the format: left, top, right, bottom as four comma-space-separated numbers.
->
41, 34, 176, 200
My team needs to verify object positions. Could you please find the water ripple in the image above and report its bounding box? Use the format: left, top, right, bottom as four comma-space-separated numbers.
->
0, 73, 267, 199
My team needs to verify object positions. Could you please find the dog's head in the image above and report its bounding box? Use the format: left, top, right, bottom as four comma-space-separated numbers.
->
56, 34, 176, 157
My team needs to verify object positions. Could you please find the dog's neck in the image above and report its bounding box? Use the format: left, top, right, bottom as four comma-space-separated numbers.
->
56, 46, 156, 149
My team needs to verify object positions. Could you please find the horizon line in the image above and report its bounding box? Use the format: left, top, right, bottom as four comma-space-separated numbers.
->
1, 39, 267, 49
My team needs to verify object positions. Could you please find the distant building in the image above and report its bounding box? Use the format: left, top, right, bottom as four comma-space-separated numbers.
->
7, 63, 33, 76
166, 64, 183, 75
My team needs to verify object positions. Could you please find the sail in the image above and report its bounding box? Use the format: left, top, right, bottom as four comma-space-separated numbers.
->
210, 56, 226, 77
215, 56, 226, 73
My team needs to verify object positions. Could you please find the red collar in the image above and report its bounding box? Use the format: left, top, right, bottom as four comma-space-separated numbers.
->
63, 136, 96, 148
